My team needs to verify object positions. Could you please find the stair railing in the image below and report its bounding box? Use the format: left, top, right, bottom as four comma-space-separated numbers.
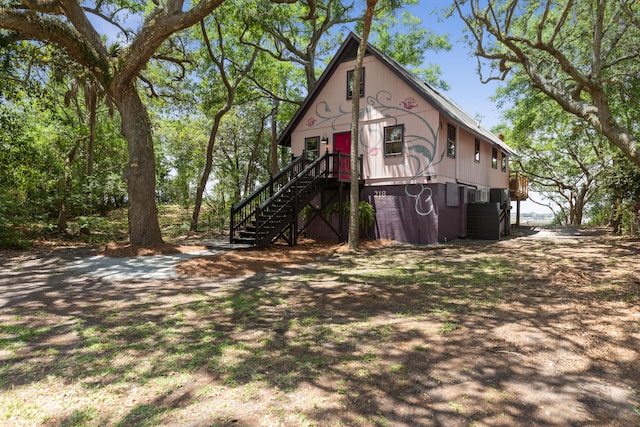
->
230, 153, 308, 243
230, 150, 364, 245
253, 152, 331, 245
328, 150, 364, 181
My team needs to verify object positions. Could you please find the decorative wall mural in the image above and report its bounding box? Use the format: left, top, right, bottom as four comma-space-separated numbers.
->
400, 96, 418, 110
308, 90, 446, 216
405, 184, 434, 216
365, 91, 444, 217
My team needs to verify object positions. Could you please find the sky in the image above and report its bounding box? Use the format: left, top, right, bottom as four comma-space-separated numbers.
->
404, 3, 505, 130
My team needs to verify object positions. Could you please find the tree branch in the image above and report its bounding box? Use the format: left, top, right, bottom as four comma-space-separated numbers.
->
138, 73, 159, 98
618, 0, 640, 30
82, 5, 133, 41
454, 0, 640, 167
19, 0, 62, 14
59, 0, 110, 59
114, 0, 225, 89
151, 54, 191, 80
0, 8, 111, 82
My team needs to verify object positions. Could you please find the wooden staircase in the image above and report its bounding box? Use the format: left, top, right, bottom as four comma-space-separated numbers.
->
230, 151, 362, 247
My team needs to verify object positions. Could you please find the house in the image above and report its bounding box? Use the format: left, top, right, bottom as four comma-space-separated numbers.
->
230, 33, 515, 246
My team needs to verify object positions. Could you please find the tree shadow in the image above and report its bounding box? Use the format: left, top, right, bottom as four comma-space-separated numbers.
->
0, 233, 639, 426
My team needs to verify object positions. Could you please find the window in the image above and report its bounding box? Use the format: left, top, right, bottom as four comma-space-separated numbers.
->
491, 146, 498, 169
501, 151, 507, 172
474, 139, 480, 163
447, 124, 456, 158
305, 136, 319, 160
384, 124, 404, 156
347, 68, 365, 99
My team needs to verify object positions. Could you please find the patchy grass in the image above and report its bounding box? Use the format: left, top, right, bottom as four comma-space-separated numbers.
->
0, 231, 639, 425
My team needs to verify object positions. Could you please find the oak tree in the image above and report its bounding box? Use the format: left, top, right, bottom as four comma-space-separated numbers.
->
0, 0, 227, 245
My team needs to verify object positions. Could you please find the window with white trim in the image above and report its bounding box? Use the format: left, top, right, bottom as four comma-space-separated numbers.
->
305, 136, 319, 160
384, 124, 404, 156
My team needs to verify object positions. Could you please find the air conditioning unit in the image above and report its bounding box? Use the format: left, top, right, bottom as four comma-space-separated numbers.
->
490, 188, 511, 207
475, 189, 489, 203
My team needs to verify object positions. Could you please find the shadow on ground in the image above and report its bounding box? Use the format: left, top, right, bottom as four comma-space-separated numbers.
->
0, 228, 639, 426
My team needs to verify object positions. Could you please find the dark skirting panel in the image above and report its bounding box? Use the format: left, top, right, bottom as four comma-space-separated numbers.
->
362, 184, 440, 244
304, 183, 474, 245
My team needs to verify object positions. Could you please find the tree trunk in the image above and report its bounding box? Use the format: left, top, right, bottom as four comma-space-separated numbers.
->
610, 197, 622, 233
271, 99, 279, 175
348, 0, 378, 251
115, 83, 163, 245
57, 181, 69, 232
57, 139, 82, 232
191, 19, 258, 232
244, 119, 266, 197
86, 82, 97, 177
192, 110, 226, 232
569, 198, 576, 225
573, 186, 591, 226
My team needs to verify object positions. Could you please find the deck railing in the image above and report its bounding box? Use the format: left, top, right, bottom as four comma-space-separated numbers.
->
509, 172, 529, 200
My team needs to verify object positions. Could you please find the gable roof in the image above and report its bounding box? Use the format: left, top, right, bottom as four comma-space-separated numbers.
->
278, 32, 514, 155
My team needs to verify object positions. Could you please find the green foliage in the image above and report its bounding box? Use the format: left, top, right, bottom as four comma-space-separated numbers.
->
614, 201, 639, 235
454, 0, 640, 168
0, 220, 32, 250
596, 153, 640, 234
241, 0, 358, 89
0, 104, 62, 219
0, 57, 127, 228
500, 75, 613, 225
357, 200, 376, 230
499, 68, 639, 228
437, 322, 460, 334
0, 204, 228, 246
0, 0, 450, 243
583, 193, 610, 227
155, 115, 208, 208
605, 154, 640, 202
318, 200, 376, 230
211, 103, 273, 205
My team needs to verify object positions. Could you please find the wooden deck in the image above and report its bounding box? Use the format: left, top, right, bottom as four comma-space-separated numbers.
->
510, 172, 528, 201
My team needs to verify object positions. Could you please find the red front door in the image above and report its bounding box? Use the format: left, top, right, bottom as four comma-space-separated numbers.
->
334, 132, 351, 179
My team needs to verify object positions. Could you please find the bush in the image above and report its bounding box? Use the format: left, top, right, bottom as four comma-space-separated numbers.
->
304, 200, 376, 231
0, 221, 32, 249
617, 201, 639, 235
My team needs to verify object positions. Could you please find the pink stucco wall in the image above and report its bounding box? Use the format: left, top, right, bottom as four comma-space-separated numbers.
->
291, 54, 509, 191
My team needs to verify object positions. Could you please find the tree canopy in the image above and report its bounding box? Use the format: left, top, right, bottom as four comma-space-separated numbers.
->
22, 2, 624, 247
452, 0, 640, 168
501, 76, 612, 225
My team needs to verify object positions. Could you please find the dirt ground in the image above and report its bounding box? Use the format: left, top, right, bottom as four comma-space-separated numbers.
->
1, 227, 639, 426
